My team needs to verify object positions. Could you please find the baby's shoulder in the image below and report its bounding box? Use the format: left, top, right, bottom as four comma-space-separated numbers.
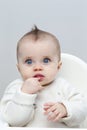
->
55, 77, 69, 87
55, 77, 75, 92
5, 79, 23, 93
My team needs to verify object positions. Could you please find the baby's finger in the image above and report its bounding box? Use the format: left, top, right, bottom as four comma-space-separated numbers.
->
47, 111, 58, 120
53, 113, 63, 122
39, 86, 44, 91
43, 105, 50, 111
45, 105, 57, 114
33, 77, 41, 81
44, 102, 55, 106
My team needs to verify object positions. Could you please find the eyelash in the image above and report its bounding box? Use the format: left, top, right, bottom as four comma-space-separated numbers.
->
43, 58, 51, 63
25, 59, 33, 65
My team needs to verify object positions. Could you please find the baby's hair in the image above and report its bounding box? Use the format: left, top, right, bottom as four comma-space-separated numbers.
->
21, 25, 41, 41
17, 25, 61, 62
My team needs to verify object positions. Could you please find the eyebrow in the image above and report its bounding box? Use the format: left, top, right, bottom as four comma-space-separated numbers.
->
24, 56, 33, 61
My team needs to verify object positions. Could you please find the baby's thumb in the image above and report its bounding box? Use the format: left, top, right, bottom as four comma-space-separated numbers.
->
40, 86, 44, 90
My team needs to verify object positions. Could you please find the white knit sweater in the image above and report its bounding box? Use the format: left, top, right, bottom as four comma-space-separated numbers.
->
0, 77, 86, 127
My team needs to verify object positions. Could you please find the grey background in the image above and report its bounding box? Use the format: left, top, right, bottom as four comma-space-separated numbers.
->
0, 0, 87, 98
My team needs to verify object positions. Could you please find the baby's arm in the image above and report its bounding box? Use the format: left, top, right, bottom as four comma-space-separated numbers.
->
0, 78, 43, 127
43, 78, 87, 127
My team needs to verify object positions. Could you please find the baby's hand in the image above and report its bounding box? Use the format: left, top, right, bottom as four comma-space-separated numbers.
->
21, 78, 43, 94
44, 102, 67, 122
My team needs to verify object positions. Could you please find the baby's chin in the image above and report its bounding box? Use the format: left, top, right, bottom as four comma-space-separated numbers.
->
40, 80, 54, 87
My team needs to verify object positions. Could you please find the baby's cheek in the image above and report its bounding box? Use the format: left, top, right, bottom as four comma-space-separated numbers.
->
49, 70, 57, 78
21, 73, 31, 81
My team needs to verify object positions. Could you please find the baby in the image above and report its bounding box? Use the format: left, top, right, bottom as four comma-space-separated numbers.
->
0, 26, 86, 127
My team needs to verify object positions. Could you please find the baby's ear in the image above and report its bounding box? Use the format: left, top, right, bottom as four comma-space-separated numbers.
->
58, 61, 62, 69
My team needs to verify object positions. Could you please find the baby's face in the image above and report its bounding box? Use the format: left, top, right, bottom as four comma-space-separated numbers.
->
17, 39, 61, 86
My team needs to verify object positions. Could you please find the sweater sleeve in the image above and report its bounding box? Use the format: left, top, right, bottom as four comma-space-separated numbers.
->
58, 78, 87, 127
0, 79, 37, 127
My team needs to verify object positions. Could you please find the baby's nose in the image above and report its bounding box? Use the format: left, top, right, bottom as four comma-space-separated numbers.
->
33, 63, 43, 71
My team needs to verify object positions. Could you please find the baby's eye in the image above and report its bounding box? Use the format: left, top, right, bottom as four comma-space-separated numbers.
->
25, 59, 32, 64
43, 58, 51, 63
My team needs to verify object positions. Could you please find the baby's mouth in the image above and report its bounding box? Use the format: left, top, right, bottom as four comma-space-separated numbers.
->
33, 74, 45, 81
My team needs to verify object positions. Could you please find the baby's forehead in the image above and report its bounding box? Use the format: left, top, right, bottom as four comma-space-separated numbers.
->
17, 35, 60, 61
18, 35, 59, 50
19, 41, 58, 59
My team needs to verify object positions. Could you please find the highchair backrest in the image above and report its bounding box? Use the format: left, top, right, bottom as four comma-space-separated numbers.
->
58, 53, 87, 128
